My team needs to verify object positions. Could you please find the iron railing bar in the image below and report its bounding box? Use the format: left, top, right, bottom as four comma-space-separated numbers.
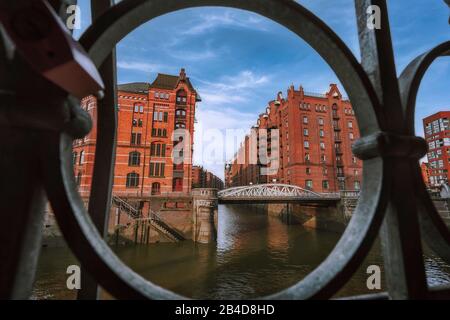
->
355, 0, 428, 299
77, 0, 118, 301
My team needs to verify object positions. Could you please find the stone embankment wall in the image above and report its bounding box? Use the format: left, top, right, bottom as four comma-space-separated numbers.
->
42, 191, 219, 247
267, 202, 352, 233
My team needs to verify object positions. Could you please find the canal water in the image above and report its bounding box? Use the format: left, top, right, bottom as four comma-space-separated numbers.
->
32, 204, 450, 300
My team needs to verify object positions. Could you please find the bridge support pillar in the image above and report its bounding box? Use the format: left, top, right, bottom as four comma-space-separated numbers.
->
192, 189, 218, 244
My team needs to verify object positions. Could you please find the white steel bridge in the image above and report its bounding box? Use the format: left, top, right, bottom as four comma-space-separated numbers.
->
217, 184, 342, 204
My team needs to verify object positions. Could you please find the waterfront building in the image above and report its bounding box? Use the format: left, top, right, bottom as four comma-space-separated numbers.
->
226, 84, 363, 192
192, 165, 224, 190
73, 68, 200, 197
423, 111, 450, 187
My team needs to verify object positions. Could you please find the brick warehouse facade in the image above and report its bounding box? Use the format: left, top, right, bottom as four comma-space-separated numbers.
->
226, 84, 362, 193
192, 166, 225, 190
73, 69, 201, 197
423, 111, 450, 188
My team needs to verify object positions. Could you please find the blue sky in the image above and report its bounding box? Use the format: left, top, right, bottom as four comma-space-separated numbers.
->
75, 0, 449, 179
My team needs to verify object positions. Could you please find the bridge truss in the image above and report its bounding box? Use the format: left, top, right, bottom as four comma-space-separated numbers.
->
218, 184, 340, 202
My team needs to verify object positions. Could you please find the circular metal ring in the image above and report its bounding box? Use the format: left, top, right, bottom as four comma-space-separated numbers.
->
50, 0, 387, 299
398, 41, 450, 263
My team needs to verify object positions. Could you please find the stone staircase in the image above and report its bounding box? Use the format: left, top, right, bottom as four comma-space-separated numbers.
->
111, 196, 185, 242
112, 196, 140, 219
147, 211, 185, 242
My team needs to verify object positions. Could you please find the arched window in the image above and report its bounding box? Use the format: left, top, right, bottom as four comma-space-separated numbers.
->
151, 182, 161, 195
126, 172, 140, 188
176, 89, 187, 105
128, 151, 141, 166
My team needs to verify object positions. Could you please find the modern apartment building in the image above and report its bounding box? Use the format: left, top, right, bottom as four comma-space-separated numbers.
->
423, 111, 450, 187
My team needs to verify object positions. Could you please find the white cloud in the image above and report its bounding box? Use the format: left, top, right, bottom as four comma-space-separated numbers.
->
196, 70, 270, 108
182, 11, 268, 35
193, 107, 256, 179
168, 49, 217, 61
117, 61, 165, 73
191, 70, 269, 178
199, 92, 247, 105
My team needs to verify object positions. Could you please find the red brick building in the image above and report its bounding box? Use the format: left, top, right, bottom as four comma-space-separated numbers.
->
421, 162, 431, 187
192, 165, 224, 189
73, 69, 200, 197
226, 84, 362, 193
423, 111, 450, 187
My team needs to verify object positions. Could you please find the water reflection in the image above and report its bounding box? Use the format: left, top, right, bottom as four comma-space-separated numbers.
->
32, 204, 450, 299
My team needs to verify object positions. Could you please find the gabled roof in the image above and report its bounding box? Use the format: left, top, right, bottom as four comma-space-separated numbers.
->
150, 73, 196, 92
117, 82, 150, 94
116, 70, 201, 101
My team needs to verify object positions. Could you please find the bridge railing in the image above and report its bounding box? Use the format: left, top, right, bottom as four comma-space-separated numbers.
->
340, 190, 360, 198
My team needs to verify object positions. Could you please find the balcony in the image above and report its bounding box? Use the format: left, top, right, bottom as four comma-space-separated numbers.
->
332, 112, 340, 120
335, 148, 343, 155
333, 125, 341, 131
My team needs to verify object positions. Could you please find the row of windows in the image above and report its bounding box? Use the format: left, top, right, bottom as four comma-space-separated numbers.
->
304, 180, 361, 190
429, 160, 446, 169
151, 143, 167, 157
152, 128, 167, 137
155, 92, 170, 100
428, 148, 448, 159
302, 116, 353, 128
176, 109, 186, 117
304, 167, 359, 176
425, 118, 449, 135
72, 151, 85, 165
304, 153, 358, 164
304, 141, 326, 149
149, 162, 165, 177
300, 103, 327, 112
428, 138, 450, 150
131, 133, 142, 145
303, 128, 325, 137
176, 96, 187, 103
153, 111, 169, 122
133, 105, 145, 113
126, 174, 183, 192
128, 146, 167, 168
125, 165, 167, 188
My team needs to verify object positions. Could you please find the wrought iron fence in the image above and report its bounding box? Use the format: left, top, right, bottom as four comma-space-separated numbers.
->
0, 0, 449, 300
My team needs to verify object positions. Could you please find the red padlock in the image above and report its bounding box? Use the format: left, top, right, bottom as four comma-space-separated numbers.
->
0, 0, 104, 99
